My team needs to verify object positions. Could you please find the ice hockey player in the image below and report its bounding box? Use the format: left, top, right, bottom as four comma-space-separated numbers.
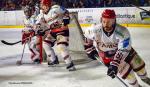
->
36, 0, 76, 71
84, 9, 150, 87
22, 5, 40, 64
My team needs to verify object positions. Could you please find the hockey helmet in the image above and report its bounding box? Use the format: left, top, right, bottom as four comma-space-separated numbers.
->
102, 9, 116, 19
41, 0, 51, 7
24, 5, 34, 18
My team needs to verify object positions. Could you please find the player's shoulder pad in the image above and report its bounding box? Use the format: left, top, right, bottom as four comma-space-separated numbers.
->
115, 24, 130, 38
51, 5, 66, 13
51, 5, 61, 10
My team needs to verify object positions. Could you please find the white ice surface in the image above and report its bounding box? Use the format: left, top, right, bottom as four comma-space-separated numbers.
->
0, 27, 150, 87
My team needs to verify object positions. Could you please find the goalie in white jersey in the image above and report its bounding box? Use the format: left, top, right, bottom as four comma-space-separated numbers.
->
22, 5, 40, 64
36, 0, 76, 71
84, 9, 150, 87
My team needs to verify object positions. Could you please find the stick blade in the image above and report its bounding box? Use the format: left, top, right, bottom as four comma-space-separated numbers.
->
1, 40, 14, 45
1, 40, 21, 45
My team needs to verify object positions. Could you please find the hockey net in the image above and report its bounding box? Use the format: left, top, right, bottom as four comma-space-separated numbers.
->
19, 12, 90, 64
67, 12, 90, 64
42, 12, 90, 64
0, 12, 90, 65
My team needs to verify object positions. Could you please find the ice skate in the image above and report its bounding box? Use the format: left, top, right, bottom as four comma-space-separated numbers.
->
141, 77, 150, 85
66, 62, 76, 71
33, 59, 40, 64
139, 84, 142, 87
48, 56, 59, 66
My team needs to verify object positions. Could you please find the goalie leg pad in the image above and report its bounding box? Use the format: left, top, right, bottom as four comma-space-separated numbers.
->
28, 37, 40, 61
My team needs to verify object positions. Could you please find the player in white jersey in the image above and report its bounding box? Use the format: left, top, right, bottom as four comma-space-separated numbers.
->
36, 0, 76, 71
22, 5, 40, 64
84, 9, 150, 87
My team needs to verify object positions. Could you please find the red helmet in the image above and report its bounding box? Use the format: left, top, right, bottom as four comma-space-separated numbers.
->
102, 9, 116, 19
41, 0, 51, 6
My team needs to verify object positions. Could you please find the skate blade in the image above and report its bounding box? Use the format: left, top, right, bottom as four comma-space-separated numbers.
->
48, 64, 57, 67
68, 67, 76, 71
33, 62, 40, 64
142, 77, 150, 86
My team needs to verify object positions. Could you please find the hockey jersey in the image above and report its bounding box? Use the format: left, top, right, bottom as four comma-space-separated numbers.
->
23, 15, 37, 32
84, 24, 132, 62
36, 5, 66, 26
22, 13, 38, 44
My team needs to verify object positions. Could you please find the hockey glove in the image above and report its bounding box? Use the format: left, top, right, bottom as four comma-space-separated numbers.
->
63, 10, 70, 26
29, 29, 35, 33
63, 18, 70, 26
37, 29, 45, 36
107, 61, 119, 79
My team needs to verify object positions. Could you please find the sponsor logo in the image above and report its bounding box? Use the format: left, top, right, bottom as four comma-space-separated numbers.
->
85, 16, 94, 23
140, 11, 150, 20
116, 14, 135, 19
97, 42, 118, 49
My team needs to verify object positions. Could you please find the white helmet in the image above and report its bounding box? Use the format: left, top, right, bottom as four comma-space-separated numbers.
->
24, 5, 35, 19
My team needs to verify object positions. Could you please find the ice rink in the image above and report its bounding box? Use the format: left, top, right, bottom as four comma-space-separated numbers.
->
0, 27, 150, 87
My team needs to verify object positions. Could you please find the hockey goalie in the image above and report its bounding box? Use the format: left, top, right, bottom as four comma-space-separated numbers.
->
22, 5, 40, 64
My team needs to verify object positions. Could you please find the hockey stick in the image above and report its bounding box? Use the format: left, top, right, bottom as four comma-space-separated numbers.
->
16, 43, 26, 65
1, 29, 50, 45
1, 40, 21, 45
123, 1, 150, 14
129, 4, 150, 13
72, 14, 128, 87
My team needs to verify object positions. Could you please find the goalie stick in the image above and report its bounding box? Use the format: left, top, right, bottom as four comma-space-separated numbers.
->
72, 14, 128, 87
1, 40, 22, 45
16, 43, 26, 65
1, 29, 50, 45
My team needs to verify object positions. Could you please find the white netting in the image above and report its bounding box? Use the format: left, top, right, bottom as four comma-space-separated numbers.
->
52, 12, 90, 64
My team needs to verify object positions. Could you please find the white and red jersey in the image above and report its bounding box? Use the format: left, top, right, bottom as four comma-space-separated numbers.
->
36, 5, 66, 26
23, 15, 37, 32
84, 24, 132, 62
22, 14, 38, 44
